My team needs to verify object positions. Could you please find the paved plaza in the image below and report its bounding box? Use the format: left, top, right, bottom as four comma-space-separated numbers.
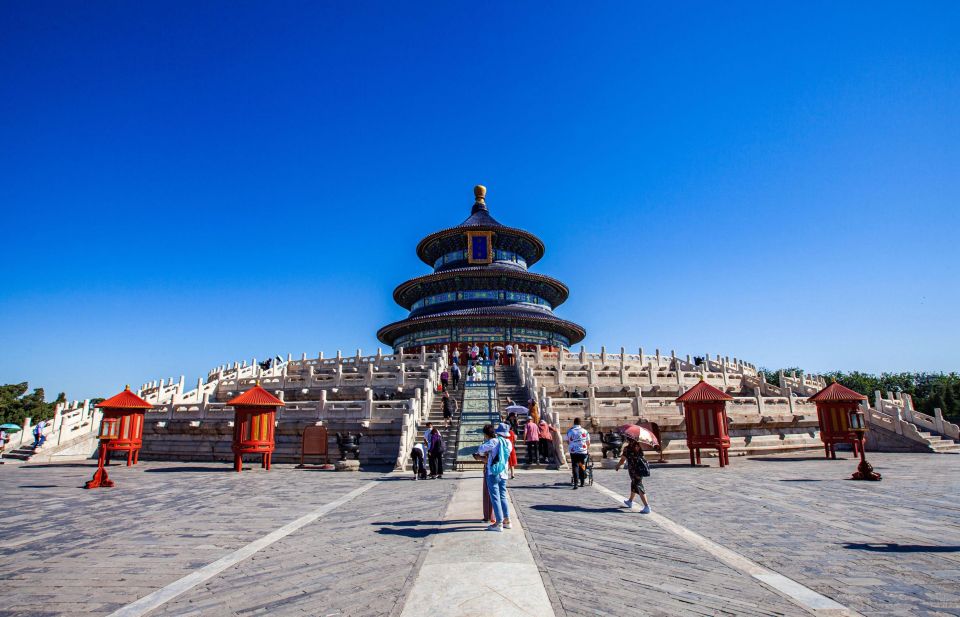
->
0, 453, 958, 617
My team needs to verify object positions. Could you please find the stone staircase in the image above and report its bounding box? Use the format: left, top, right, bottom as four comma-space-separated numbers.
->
411, 382, 463, 473
919, 431, 960, 453
1, 444, 38, 462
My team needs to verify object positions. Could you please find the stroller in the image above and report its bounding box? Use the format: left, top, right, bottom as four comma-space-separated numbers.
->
571, 456, 594, 487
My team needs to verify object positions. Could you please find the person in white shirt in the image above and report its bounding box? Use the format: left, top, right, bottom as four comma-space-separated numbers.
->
566, 417, 591, 489
505, 343, 514, 366
473, 423, 514, 531
411, 442, 427, 480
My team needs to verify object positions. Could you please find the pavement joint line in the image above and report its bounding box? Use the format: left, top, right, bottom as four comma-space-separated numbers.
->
106, 480, 380, 617
590, 480, 862, 617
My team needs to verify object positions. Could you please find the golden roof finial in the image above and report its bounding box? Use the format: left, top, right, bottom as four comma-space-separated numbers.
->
699, 375, 705, 382
124, 384, 130, 391
474, 184, 486, 204
255, 379, 261, 386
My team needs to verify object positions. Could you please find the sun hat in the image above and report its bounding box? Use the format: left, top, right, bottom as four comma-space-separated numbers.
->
495, 422, 511, 437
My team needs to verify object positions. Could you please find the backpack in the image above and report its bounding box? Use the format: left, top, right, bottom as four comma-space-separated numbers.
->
488, 437, 509, 476
637, 455, 651, 477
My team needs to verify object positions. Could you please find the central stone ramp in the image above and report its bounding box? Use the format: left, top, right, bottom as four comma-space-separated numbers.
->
399, 474, 554, 617
455, 362, 500, 470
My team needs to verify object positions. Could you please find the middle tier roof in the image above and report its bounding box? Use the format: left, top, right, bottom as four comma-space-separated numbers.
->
392, 264, 570, 310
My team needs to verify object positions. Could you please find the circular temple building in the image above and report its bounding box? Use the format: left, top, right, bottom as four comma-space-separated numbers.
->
377, 185, 586, 356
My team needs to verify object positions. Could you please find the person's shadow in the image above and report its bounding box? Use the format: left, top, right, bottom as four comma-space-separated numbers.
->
531, 504, 622, 514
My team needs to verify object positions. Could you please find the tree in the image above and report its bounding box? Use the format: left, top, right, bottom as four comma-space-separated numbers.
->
0, 383, 66, 426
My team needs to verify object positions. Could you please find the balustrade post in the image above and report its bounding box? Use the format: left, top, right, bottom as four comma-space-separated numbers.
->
600, 346, 606, 364
934, 408, 946, 435
365, 388, 374, 418
588, 361, 596, 385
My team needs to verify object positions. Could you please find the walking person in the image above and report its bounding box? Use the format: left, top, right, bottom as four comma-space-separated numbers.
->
483, 344, 490, 361
538, 418, 552, 465
616, 440, 652, 513
523, 417, 540, 465
423, 422, 433, 452
528, 399, 540, 424
441, 392, 453, 428
566, 417, 591, 489
452, 347, 460, 366
440, 369, 449, 392
451, 363, 461, 390
411, 442, 427, 480
506, 411, 519, 436
427, 427, 445, 479
473, 423, 513, 531
506, 343, 514, 366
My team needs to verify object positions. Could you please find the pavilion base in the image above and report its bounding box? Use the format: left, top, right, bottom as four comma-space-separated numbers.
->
85, 466, 114, 489
851, 459, 882, 481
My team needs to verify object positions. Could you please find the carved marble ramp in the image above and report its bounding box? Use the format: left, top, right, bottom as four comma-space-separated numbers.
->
400, 474, 554, 617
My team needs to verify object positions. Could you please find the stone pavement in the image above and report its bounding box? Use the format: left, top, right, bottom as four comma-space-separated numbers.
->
0, 453, 957, 616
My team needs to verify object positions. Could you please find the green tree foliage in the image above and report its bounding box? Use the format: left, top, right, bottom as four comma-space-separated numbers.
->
0, 383, 66, 427
760, 370, 960, 424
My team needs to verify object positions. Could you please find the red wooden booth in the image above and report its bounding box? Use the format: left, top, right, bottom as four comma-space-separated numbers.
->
808, 381, 867, 459
85, 386, 152, 489
676, 379, 733, 467
227, 383, 283, 472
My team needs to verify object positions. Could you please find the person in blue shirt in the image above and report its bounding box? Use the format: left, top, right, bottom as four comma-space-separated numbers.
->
473, 423, 513, 532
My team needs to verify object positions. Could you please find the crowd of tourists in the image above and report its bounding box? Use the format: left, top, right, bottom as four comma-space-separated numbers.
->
450, 343, 518, 369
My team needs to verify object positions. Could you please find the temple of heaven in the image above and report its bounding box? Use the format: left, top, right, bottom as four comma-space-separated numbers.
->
377, 185, 586, 356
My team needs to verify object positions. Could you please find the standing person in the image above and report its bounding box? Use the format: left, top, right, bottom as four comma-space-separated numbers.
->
494, 350, 501, 366
538, 418, 552, 465
440, 369, 449, 392
411, 442, 427, 480
523, 417, 540, 465
467, 364, 476, 382
507, 424, 518, 479
505, 343, 514, 366
566, 418, 591, 489
470, 344, 479, 364
616, 440, 652, 513
506, 411, 519, 436
423, 422, 433, 453
451, 363, 461, 390
428, 427, 445, 479
528, 399, 540, 424
452, 347, 460, 366
473, 423, 513, 531
442, 392, 453, 427
483, 344, 490, 361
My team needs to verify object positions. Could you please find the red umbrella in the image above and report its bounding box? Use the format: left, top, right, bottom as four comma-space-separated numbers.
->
618, 424, 659, 447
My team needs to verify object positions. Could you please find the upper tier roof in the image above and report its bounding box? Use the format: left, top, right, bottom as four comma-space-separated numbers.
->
415, 186, 546, 267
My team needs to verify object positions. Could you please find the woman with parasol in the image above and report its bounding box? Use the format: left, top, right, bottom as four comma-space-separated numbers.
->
615, 424, 657, 514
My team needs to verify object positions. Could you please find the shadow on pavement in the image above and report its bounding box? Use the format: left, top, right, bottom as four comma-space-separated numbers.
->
20, 463, 95, 468
843, 543, 960, 553
375, 525, 478, 538
143, 466, 236, 473
747, 456, 848, 462
371, 519, 477, 526
530, 504, 622, 514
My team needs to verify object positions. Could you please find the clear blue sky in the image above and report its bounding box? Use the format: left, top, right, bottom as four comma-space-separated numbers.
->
2, 2, 958, 401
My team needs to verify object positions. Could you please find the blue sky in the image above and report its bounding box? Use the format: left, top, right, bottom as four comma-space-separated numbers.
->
2, 2, 958, 401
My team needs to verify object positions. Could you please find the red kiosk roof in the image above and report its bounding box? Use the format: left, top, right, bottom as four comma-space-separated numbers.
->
808, 382, 867, 402
676, 380, 733, 403
96, 386, 153, 409
227, 384, 284, 407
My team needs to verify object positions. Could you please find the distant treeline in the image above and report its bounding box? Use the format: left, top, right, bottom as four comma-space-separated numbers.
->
762, 369, 960, 423
0, 383, 66, 427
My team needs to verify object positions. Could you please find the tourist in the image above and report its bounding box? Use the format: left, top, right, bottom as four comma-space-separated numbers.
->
452, 348, 460, 365
411, 442, 427, 480
507, 423, 518, 479
528, 398, 540, 424
442, 392, 453, 427
494, 350, 501, 366
440, 369, 449, 392
538, 418, 552, 465
566, 417, 591, 489
33, 420, 46, 448
483, 344, 490, 361
427, 427, 444, 479
473, 423, 513, 531
506, 411, 519, 435
471, 344, 479, 363
616, 440, 651, 513
451, 363, 461, 390
423, 422, 433, 452
506, 343, 514, 366
523, 417, 540, 465
467, 364, 476, 382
